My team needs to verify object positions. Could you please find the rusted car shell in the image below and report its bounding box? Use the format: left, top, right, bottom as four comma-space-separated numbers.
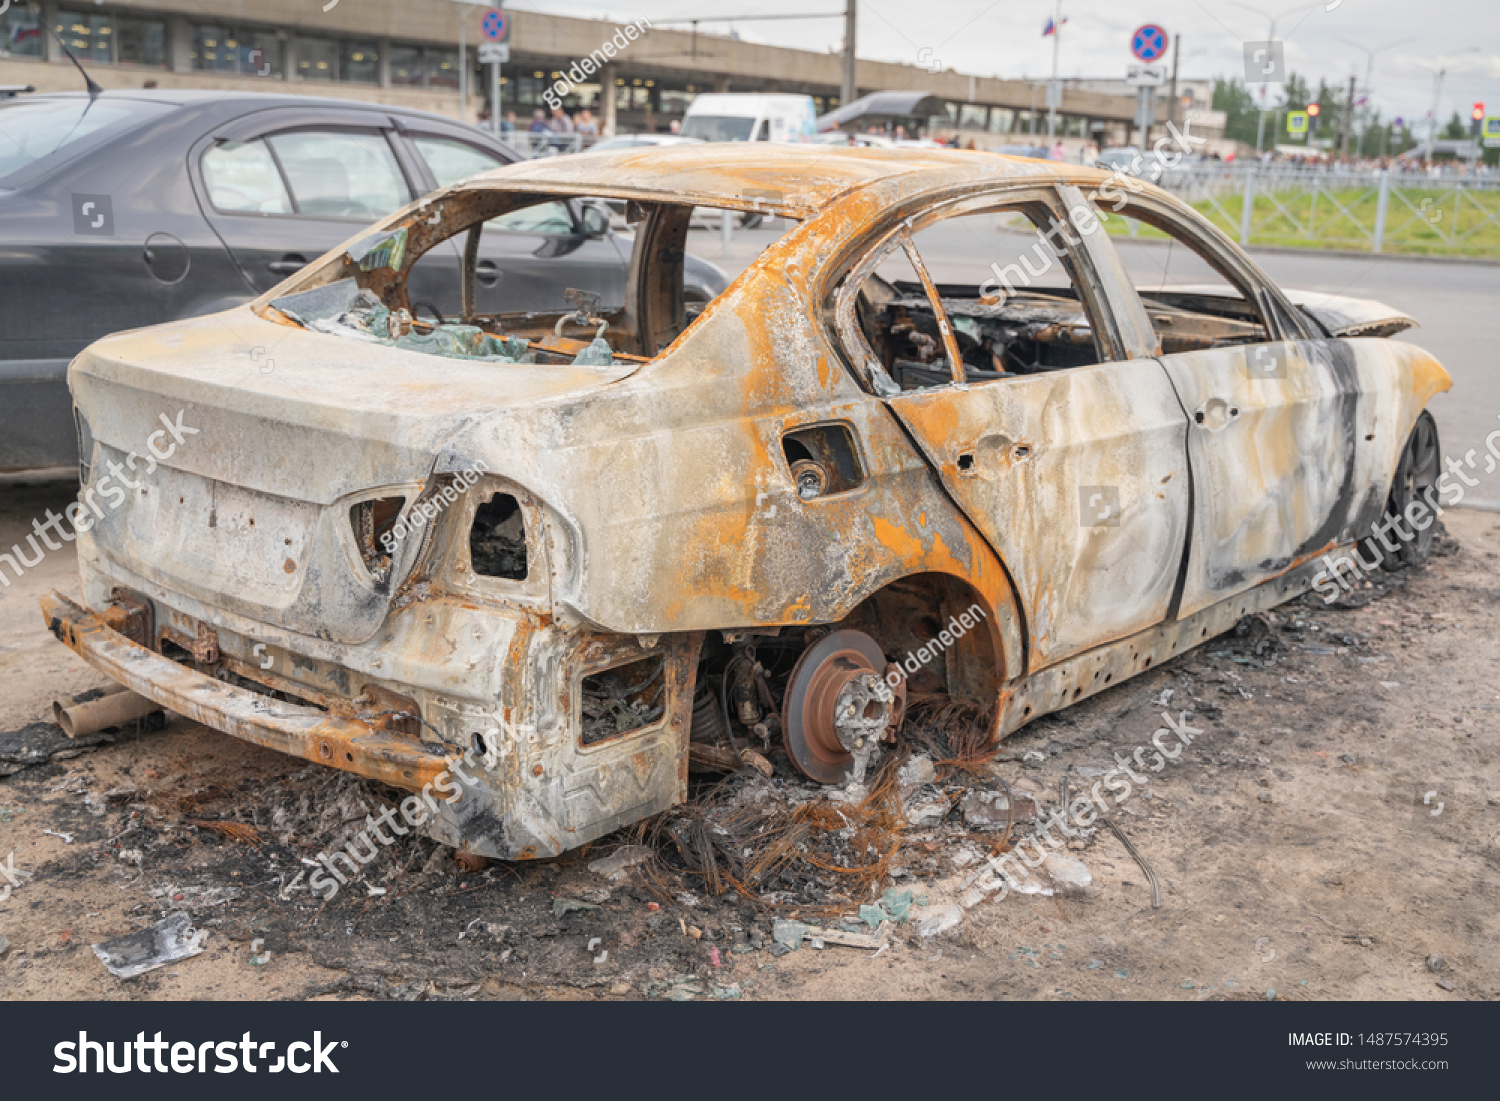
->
46, 146, 1451, 858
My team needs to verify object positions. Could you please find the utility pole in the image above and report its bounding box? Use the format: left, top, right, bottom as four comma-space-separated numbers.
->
841, 1, 857, 107
1046, 0, 1062, 142
1342, 74, 1356, 157
1337, 36, 1415, 158
1168, 33, 1181, 130
1235, 3, 1323, 154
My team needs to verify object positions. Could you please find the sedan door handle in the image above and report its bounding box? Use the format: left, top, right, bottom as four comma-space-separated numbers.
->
268, 254, 308, 275
475, 260, 500, 288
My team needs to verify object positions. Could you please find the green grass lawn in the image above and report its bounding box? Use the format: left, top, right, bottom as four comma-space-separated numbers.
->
1102, 185, 1500, 258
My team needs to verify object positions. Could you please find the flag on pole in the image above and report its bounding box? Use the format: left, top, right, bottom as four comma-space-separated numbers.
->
1042, 17, 1068, 36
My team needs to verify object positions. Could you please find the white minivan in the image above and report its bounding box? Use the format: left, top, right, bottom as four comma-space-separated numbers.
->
680, 93, 817, 144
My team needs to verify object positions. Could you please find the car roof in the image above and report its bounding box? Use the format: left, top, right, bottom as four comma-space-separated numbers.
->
17, 89, 486, 130
460, 142, 1113, 219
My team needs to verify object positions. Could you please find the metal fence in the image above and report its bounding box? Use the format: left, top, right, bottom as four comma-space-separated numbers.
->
1154, 166, 1500, 257
506, 132, 601, 159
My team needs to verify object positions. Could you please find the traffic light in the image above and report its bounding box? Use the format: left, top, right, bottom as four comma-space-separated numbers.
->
1473, 103, 1485, 137
1308, 102, 1322, 132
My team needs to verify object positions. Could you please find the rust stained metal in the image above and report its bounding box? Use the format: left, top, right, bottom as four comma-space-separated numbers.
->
51, 146, 1452, 858
41, 592, 453, 793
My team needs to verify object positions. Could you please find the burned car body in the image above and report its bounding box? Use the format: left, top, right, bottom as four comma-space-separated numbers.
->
43, 146, 1451, 859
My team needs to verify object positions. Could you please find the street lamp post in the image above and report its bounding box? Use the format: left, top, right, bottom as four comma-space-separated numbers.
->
1232, 1, 1323, 154
1336, 36, 1415, 158
1420, 47, 1483, 166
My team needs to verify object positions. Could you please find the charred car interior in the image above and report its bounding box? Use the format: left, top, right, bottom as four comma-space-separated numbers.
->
263, 189, 757, 371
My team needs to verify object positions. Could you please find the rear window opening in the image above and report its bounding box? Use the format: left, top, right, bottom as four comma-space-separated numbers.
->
262, 191, 793, 365
580, 655, 667, 746
470, 493, 528, 580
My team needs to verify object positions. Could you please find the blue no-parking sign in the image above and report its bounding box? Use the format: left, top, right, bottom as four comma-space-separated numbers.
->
482, 9, 508, 42
1132, 24, 1167, 63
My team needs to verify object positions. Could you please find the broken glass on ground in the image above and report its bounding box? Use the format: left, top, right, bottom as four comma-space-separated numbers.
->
92, 912, 208, 979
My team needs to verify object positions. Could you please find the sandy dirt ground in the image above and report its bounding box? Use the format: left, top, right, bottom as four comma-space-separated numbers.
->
1, 473, 1497, 1002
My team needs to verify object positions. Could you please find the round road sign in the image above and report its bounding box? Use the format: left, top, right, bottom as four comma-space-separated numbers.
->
482, 9, 508, 42
1131, 24, 1167, 63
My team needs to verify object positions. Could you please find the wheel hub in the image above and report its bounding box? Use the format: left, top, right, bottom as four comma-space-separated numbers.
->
783, 630, 906, 784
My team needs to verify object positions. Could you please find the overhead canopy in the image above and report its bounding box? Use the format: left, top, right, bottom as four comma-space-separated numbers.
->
1398, 139, 1479, 160
817, 91, 948, 131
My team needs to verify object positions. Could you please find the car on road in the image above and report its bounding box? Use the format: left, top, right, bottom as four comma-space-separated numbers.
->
0, 90, 727, 472
43, 145, 1449, 861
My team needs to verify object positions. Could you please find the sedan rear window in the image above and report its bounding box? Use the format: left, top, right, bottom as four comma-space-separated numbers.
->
0, 98, 175, 184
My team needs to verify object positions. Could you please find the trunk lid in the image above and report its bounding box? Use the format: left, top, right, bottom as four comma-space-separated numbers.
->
72, 308, 637, 643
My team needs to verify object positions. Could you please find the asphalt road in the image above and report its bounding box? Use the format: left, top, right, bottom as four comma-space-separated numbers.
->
691, 225, 1500, 508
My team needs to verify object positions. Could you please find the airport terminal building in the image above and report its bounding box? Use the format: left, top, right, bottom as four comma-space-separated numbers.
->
1, 1, 1218, 149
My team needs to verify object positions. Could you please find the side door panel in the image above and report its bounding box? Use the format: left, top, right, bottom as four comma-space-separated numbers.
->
886, 363, 1192, 668
839, 188, 1193, 672
1154, 339, 1360, 617
1073, 190, 1362, 620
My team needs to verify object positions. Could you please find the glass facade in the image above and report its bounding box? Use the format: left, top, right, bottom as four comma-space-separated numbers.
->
296, 35, 338, 81
1, 6, 44, 59
191, 24, 284, 78
56, 10, 165, 68
390, 45, 459, 89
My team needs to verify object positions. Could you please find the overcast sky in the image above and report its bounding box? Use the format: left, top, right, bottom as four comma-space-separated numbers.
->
513, 0, 1498, 124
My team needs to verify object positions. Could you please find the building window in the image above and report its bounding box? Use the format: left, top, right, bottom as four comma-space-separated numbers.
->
988, 107, 1015, 134
659, 85, 697, 115
958, 104, 988, 131
296, 36, 338, 81
340, 40, 379, 84
117, 14, 165, 67
55, 10, 166, 68
389, 45, 458, 89
1, 6, 44, 59
191, 24, 284, 77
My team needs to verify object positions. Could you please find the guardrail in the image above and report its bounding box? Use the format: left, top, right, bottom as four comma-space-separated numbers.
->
1153, 166, 1500, 257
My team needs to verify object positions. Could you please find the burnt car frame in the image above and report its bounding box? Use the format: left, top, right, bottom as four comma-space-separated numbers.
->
42, 145, 1450, 860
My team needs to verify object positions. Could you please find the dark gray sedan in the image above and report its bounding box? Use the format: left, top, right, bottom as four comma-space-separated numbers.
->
0, 90, 727, 471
